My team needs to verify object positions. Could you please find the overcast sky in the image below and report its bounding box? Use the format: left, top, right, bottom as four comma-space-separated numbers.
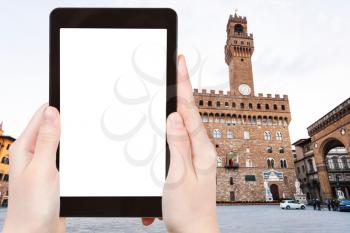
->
0, 0, 349, 143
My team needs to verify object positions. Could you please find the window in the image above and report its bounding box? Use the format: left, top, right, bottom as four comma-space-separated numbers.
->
302, 165, 305, 172
273, 104, 278, 110
297, 167, 300, 175
216, 101, 220, 107
225, 102, 229, 107
227, 130, 234, 139
240, 103, 244, 109
3, 174, 9, 182
232, 102, 236, 108
202, 113, 209, 122
265, 104, 269, 110
199, 100, 203, 106
249, 103, 253, 109
241, 41, 244, 45
279, 147, 285, 153
217, 157, 223, 167
246, 159, 253, 168
280, 159, 287, 168
0, 173, 3, 180
243, 131, 250, 140
257, 104, 261, 109
266, 146, 273, 153
245, 175, 256, 182
213, 129, 221, 139
267, 158, 275, 169
234, 40, 238, 44
281, 105, 286, 110
264, 131, 272, 141
6, 144, 10, 150
276, 132, 283, 141
208, 101, 212, 107
230, 177, 234, 185
1, 157, 9, 165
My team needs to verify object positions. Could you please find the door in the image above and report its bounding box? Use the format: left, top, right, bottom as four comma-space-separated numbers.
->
270, 184, 279, 201
230, 191, 235, 201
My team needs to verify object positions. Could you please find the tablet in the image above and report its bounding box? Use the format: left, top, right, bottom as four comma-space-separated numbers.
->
49, 8, 177, 217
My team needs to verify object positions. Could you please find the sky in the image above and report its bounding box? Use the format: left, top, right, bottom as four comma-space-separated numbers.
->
0, 0, 349, 143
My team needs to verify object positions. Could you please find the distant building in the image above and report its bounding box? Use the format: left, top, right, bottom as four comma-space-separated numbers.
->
293, 138, 320, 201
194, 13, 296, 202
0, 122, 15, 207
293, 97, 350, 200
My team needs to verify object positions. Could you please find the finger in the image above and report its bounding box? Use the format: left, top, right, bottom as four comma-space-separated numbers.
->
9, 104, 48, 175
165, 112, 194, 187
32, 106, 60, 168
141, 217, 155, 226
176, 55, 216, 170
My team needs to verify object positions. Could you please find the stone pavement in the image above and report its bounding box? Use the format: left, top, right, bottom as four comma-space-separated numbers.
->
0, 205, 349, 232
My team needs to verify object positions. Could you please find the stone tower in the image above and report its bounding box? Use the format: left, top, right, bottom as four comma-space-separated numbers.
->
225, 13, 255, 96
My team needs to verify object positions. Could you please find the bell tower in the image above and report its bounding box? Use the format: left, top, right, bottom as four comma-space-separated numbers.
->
225, 12, 255, 96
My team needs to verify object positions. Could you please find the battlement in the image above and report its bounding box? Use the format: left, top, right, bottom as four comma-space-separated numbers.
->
193, 89, 288, 101
228, 14, 247, 24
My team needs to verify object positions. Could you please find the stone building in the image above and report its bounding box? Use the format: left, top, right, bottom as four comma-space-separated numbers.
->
193, 13, 296, 202
293, 138, 320, 202
293, 97, 350, 200
0, 122, 15, 207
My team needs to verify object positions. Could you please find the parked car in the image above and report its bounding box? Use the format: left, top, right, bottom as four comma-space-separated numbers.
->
280, 200, 306, 210
339, 199, 350, 212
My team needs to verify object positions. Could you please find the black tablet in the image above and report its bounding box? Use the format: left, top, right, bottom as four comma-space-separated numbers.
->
49, 8, 177, 217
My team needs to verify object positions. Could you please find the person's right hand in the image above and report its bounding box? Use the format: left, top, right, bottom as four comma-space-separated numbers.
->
142, 55, 220, 233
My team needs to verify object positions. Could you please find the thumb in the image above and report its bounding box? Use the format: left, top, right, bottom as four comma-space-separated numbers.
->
165, 112, 193, 187
33, 106, 60, 168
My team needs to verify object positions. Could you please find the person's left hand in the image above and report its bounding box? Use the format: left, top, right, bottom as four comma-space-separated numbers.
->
2, 104, 65, 233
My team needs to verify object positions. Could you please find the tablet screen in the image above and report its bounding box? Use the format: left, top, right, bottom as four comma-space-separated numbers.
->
59, 28, 167, 197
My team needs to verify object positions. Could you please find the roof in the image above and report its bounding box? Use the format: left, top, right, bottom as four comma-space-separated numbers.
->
292, 138, 311, 146
0, 135, 16, 142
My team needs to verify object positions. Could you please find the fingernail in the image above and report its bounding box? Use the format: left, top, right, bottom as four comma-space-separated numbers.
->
170, 113, 183, 129
44, 107, 58, 124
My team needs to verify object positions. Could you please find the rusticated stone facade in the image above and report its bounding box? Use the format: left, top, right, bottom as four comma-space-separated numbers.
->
193, 13, 296, 202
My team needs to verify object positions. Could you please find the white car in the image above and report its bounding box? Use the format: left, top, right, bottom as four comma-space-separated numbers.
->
280, 200, 306, 210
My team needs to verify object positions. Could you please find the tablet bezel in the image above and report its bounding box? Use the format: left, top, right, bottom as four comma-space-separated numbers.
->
49, 8, 177, 217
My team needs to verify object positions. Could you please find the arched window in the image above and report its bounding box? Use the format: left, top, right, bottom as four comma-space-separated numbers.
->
276, 132, 283, 141
225, 102, 229, 107
267, 158, 275, 169
280, 159, 287, 168
217, 156, 223, 167
1, 157, 9, 165
227, 130, 234, 139
267, 146, 273, 153
203, 113, 208, 122
265, 104, 270, 110
232, 102, 236, 108
220, 114, 226, 123
281, 105, 286, 110
279, 147, 285, 153
213, 129, 221, 139
208, 101, 212, 107
264, 131, 272, 141
208, 113, 214, 123
246, 159, 253, 168
199, 100, 203, 106
240, 103, 244, 109
273, 104, 278, 110
257, 104, 261, 109
216, 101, 221, 107
214, 113, 220, 123
249, 103, 253, 109
234, 24, 243, 33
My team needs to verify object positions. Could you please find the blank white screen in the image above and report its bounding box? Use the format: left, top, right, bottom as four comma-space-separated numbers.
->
60, 28, 167, 196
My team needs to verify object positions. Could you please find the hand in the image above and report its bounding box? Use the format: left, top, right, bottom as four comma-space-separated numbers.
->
142, 56, 220, 233
2, 104, 65, 233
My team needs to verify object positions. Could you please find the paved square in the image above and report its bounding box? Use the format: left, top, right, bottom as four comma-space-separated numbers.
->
0, 205, 349, 232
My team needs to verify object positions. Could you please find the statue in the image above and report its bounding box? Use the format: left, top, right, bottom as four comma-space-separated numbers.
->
264, 180, 273, 202
337, 189, 345, 200
295, 180, 303, 195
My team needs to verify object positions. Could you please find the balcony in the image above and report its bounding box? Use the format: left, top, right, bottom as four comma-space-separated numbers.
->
225, 163, 240, 169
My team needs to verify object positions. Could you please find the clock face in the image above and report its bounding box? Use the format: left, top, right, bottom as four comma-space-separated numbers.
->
238, 84, 251, 96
